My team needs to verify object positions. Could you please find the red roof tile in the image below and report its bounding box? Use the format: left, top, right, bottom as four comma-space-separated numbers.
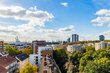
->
0, 55, 17, 67
0, 66, 8, 73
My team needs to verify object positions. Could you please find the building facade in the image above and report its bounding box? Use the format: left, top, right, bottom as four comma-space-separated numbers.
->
72, 34, 79, 42
29, 54, 38, 66
67, 45, 84, 53
32, 41, 46, 54
38, 46, 52, 66
95, 41, 107, 50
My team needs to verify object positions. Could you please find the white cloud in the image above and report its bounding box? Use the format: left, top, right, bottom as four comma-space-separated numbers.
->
96, 9, 110, 16
0, 5, 54, 27
0, 5, 55, 41
29, 6, 37, 11
92, 23, 103, 26
58, 25, 74, 32
61, 2, 68, 7
0, 5, 75, 42
91, 9, 110, 27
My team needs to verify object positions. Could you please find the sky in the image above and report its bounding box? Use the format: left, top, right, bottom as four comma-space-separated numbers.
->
0, 0, 110, 42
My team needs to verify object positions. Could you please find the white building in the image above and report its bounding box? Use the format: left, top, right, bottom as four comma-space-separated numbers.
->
29, 46, 52, 66
38, 46, 52, 66
29, 54, 38, 66
67, 45, 84, 53
95, 41, 107, 50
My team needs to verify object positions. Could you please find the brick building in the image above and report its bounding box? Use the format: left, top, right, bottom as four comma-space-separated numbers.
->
32, 41, 46, 54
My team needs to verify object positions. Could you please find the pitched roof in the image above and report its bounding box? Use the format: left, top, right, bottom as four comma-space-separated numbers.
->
0, 55, 17, 67
16, 53, 29, 61
0, 66, 8, 73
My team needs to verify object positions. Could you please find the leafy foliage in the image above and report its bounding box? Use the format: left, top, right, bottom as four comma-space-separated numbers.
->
53, 48, 68, 73
84, 46, 95, 52
84, 58, 110, 73
72, 51, 83, 65
20, 62, 38, 73
4, 46, 22, 56
22, 46, 33, 55
79, 49, 110, 72
106, 47, 110, 50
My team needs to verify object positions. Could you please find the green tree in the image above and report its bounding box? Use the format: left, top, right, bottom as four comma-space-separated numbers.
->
106, 47, 110, 50
4, 46, 22, 56
79, 49, 110, 72
20, 62, 38, 73
84, 58, 110, 73
72, 51, 83, 65
53, 48, 67, 73
22, 46, 33, 55
84, 46, 95, 52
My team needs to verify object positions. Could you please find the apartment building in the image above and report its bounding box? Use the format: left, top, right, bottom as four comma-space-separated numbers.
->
32, 41, 46, 54
38, 46, 52, 66
67, 45, 84, 53
0, 55, 19, 73
95, 41, 107, 50
29, 54, 38, 66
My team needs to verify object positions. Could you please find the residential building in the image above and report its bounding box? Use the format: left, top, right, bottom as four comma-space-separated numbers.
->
30, 50, 53, 66
39, 54, 61, 73
0, 55, 19, 73
67, 45, 84, 53
72, 34, 79, 42
16, 53, 29, 70
29, 54, 38, 66
41, 50, 53, 57
32, 41, 46, 54
95, 41, 107, 50
99, 35, 105, 41
38, 46, 52, 66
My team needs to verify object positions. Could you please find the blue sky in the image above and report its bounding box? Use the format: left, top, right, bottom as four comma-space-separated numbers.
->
0, 0, 110, 42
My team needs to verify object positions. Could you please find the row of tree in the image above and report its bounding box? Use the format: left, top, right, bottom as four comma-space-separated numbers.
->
53, 46, 110, 73
4, 46, 33, 56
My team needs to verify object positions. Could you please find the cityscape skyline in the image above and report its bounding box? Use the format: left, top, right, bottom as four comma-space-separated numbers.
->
0, 0, 110, 42
0, 1, 110, 73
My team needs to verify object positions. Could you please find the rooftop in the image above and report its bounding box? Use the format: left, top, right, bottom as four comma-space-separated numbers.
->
16, 53, 29, 61
0, 66, 8, 73
0, 55, 16, 67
